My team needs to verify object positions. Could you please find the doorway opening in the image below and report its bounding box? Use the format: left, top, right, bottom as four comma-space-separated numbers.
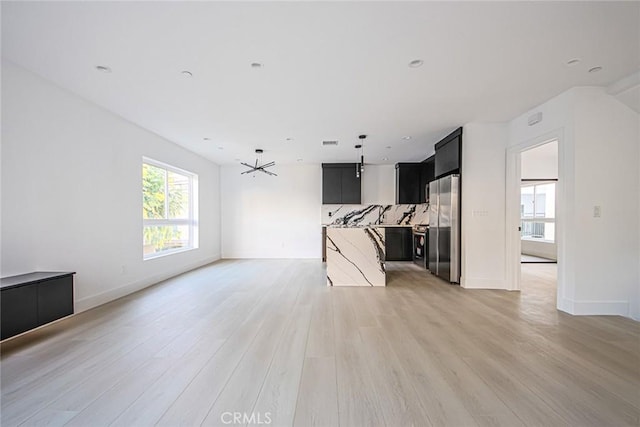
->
506, 133, 564, 312
520, 140, 558, 264
519, 140, 558, 310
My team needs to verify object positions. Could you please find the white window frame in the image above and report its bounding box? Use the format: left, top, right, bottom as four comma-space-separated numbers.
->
520, 180, 556, 243
143, 157, 199, 260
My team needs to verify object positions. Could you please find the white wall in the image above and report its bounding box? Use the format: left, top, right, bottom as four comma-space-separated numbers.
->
221, 164, 321, 258
460, 123, 509, 289
571, 88, 639, 313
361, 165, 395, 205
521, 240, 557, 260
521, 140, 558, 180
220, 164, 395, 258
463, 87, 639, 319
1, 61, 221, 312
509, 87, 640, 317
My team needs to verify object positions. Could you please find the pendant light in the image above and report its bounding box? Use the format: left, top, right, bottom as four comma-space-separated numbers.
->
355, 134, 367, 177
359, 135, 366, 173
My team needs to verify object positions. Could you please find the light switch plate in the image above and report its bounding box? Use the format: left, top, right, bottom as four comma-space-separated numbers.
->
593, 205, 601, 218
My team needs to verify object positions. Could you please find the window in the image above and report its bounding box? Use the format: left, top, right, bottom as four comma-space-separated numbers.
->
521, 182, 555, 242
142, 158, 198, 259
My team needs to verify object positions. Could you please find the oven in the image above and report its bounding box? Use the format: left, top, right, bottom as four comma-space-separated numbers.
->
412, 225, 428, 269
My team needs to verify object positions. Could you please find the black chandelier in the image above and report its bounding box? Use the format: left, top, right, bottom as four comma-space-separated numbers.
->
241, 149, 277, 176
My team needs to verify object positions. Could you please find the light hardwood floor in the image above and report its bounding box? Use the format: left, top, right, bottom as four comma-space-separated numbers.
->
1, 260, 638, 426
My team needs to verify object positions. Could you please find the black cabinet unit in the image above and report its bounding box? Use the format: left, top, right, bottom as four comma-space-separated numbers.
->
1, 286, 38, 340
385, 227, 413, 261
396, 162, 435, 204
322, 163, 361, 204
1, 272, 75, 340
421, 156, 435, 203
434, 127, 462, 179
322, 165, 343, 204
37, 276, 74, 325
395, 163, 422, 204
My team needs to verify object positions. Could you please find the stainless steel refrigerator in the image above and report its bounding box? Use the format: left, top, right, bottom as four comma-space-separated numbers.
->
428, 174, 460, 283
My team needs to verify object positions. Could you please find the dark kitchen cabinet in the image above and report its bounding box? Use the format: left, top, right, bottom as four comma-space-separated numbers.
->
1, 272, 75, 340
322, 165, 343, 204
385, 227, 413, 261
322, 163, 361, 204
422, 156, 435, 203
434, 127, 462, 179
396, 163, 432, 204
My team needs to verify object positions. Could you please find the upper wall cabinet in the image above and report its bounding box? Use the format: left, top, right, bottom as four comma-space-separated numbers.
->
322, 163, 361, 204
422, 155, 435, 203
434, 127, 463, 179
396, 162, 433, 204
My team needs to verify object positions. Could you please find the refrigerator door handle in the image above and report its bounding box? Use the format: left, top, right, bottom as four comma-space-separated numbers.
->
450, 175, 460, 283
428, 180, 439, 275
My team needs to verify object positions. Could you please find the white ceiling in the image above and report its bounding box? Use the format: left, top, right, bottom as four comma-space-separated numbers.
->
2, 1, 639, 165
607, 71, 640, 113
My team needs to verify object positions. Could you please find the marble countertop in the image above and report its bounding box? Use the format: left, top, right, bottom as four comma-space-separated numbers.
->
322, 203, 429, 227
325, 224, 423, 228
326, 227, 385, 287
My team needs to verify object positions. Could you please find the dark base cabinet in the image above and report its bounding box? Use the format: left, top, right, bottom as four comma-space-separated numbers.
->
1, 285, 38, 340
1, 272, 75, 340
385, 227, 413, 261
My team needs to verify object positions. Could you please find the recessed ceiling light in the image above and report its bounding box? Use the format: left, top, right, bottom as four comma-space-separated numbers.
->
203, 137, 211, 141
95, 65, 111, 73
181, 70, 193, 77
286, 137, 293, 141
251, 62, 263, 68
218, 146, 224, 150
588, 66, 603, 73
566, 59, 581, 66
402, 136, 412, 140
408, 59, 423, 68
386, 146, 392, 149
382, 157, 388, 161
234, 158, 240, 161
297, 158, 303, 162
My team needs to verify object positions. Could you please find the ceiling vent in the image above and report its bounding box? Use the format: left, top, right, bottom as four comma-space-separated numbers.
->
322, 140, 339, 146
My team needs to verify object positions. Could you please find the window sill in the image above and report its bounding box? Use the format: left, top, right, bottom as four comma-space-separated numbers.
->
521, 238, 555, 244
143, 246, 196, 261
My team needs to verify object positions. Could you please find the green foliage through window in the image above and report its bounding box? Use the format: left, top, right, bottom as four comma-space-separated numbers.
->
143, 161, 195, 257
143, 164, 166, 219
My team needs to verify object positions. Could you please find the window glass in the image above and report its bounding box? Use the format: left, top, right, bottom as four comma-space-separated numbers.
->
142, 159, 198, 259
142, 163, 166, 219
520, 182, 556, 243
143, 225, 190, 255
168, 171, 190, 220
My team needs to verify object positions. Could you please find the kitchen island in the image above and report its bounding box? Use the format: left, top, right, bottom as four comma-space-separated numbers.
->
325, 226, 386, 286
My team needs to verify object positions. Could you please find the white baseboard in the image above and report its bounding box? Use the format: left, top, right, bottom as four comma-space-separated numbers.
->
558, 297, 574, 314
460, 277, 509, 290
558, 298, 629, 316
75, 254, 220, 313
221, 254, 321, 259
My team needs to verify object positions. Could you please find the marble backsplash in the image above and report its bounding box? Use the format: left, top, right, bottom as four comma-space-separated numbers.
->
322, 204, 429, 226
